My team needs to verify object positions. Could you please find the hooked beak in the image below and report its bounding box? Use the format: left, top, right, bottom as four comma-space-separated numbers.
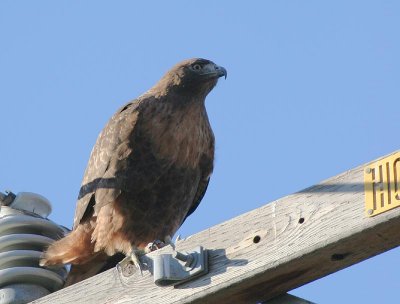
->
201, 63, 227, 80
215, 65, 227, 79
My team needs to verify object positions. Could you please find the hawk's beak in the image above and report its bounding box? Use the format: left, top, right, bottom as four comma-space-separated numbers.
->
215, 65, 227, 79
201, 63, 227, 80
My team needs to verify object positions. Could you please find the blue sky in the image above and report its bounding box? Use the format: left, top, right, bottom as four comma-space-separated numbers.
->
1, 1, 399, 302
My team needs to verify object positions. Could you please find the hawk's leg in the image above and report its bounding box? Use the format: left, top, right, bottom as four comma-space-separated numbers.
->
118, 236, 177, 275
130, 249, 143, 272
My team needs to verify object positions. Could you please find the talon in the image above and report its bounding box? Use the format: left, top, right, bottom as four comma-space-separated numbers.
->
145, 236, 176, 253
130, 251, 143, 275
165, 235, 175, 251
146, 239, 165, 252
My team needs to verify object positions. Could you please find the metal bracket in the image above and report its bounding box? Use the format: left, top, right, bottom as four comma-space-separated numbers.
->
153, 246, 208, 287
0, 191, 16, 207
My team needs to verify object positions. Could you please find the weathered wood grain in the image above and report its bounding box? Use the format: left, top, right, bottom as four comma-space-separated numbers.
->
263, 293, 315, 304
32, 151, 400, 304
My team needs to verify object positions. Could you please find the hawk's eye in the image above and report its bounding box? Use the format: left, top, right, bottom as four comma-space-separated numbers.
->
192, 64, 202, 71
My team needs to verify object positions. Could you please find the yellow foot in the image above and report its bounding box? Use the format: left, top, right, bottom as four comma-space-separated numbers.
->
130, 250, 143, 274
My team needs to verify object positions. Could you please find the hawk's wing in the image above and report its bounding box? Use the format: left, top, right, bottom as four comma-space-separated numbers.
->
181, 150, 214, 225
73, 100, 139, 229
181, 177, 210, 224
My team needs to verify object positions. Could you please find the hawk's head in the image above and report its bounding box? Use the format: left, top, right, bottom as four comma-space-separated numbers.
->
154, 58, 227, 98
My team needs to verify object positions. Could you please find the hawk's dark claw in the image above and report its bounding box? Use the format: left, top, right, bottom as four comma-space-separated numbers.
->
146, 239, 166, 252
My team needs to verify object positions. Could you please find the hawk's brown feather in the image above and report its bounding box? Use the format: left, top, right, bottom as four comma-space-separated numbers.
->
40, 58, 226, 286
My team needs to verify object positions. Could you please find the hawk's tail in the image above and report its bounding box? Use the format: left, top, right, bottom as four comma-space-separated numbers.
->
40, 223, 95, 267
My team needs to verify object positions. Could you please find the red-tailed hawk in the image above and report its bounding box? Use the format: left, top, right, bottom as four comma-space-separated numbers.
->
40, 58, 227, 286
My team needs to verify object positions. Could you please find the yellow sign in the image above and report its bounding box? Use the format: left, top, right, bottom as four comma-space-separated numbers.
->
364, 152, 400, 217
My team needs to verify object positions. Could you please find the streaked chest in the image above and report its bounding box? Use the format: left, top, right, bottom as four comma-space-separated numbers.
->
143, 102, 214, 168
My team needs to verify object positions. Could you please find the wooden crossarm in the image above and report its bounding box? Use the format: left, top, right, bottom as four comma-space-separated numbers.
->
32, 151, 400, 304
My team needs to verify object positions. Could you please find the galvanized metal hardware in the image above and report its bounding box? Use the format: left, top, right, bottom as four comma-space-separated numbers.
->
0, 191, 16, 207
0, 191, 68, 304
364, 152, 400, 217
119, 246, 209, 287
152, 246, 208, 287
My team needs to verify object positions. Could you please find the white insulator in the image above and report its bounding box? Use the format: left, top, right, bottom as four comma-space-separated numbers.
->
9, 192, 52, 218
0, 191, 69, 304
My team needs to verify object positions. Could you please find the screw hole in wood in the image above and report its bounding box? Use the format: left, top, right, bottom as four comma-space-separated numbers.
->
331, 253, 346, 261
253, 235, 261, 243
298, 217, 305, 224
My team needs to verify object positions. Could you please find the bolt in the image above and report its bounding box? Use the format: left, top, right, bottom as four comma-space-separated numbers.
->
121, 263, 135, 277
173, 251, 194, 267
367, 209, 374, 215
365, 168, 372, 174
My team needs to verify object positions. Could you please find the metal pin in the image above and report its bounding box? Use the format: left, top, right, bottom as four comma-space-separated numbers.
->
173, 251, 194, 267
